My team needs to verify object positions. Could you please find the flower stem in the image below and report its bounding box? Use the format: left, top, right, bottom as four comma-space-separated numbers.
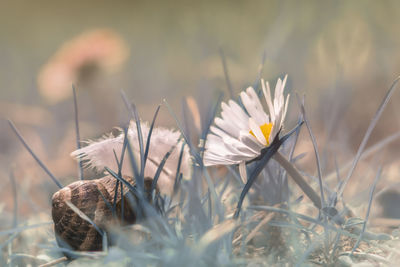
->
273, 151, 322, 209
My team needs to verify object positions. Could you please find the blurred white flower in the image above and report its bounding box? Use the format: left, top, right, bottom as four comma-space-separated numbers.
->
204, 76, 290, 167
71, 121, 191, 195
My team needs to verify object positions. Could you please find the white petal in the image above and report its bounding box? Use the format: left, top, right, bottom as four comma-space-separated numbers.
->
214, 117, 240, 138
203, 153, 239, 166
282, 94, 290, 127
248, 118, 267, 146
206, 134, 248, 160
228, 100, 250, 129
239, 131, 264, 152
221, 108, 246, 131
205, 134, 226, 150
210, 126, 231, 140
206, 149, 251, 163
240, 87, 268, 125
274, 78, 282, 101
222, 135, 259, 157
239, 161, 247, 183
264, 80, 276, 122
269, 124, 279, 144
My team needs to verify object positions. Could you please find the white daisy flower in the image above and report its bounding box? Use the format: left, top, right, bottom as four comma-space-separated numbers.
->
71, 121, 191, 195
203, 75, 290, 167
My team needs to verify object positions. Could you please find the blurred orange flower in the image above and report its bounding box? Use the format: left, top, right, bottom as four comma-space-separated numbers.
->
37, 29, 129, 104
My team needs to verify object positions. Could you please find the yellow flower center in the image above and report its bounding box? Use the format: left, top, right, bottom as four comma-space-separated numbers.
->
249, 123, 273, 145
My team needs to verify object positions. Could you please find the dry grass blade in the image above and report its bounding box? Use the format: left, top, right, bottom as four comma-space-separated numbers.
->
245, 212, 274, 244
72, 84, 84, 180
9, 171, 18, 227
337, 76, 400, 199
185, 96, 202, 133
340, 252, 390, 265
252, 49, 266, 90
351, 166, 382, 254
296, 93, 326, 208
326, 130, 400, 182
65, 201, 104, 236
7, 119, 63, 189
121, 90, 145, 190
196, 219, 237, 254
38, 256, 68, 267
273, 152, 322, 209
219, 47, 234, 98
0, 222, 53, 237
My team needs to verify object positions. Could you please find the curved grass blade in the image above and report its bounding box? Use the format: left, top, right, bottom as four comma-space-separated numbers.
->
0, 222, 53, 237
143, 105, 161, 173
7, 120, 62, 189
65, 201, 104, 237
105, 167, 138, 197
9, 171, 18, 227
227, 165, 245, 186
9, 253, 47, 266
112, 150, 121, 217
96, 186, 113, 211
203, 169, 223, 220
326, 130, 400, 182
121, 90, 144, 192
151, 142, 178, 194
173, 142, 186, 195
196, 219, 237, 255
105, 166, 143, 218
105, 167, 161, 222
109, 128, 130, 218
168, 142, 186, 209
337, 76, 400, 199
164, 99, 202, 165
235, 122, 303, 219
219, 48, 234, 99
182, 98, 193, 143
297, 94, 326, 209
120, 180, 124, 222
252, 49, 267, 91
72, 84, 84, 180
40, 244, 105, 259
219, 175, 231, 199
274, 152, 322, 209
351, 166, 382, 254
117, 125, 129, 176
0, 232, 19, 250
189, 94, 225, 219
131, 103, 144, 189
38, 256, 68, 267
234, 131, 287, 218
123, 127, 140, 188
280, 117, 303, 204
110, 130, 129, 217
201, 92, 223, 145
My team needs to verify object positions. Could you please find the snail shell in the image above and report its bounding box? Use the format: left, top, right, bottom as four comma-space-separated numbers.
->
51, 175, 155, 252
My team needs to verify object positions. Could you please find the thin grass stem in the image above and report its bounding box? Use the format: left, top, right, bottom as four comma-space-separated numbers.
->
351, 166, 382, 254
7, 120, 62, 189
72, 84, 84, 180
219, 48, 234, 98
297, 94, 326, 208
337, 76, 400, 199
273, 151, 322, 209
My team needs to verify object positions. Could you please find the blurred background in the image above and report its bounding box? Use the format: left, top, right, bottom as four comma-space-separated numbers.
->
2, 0, 400, 228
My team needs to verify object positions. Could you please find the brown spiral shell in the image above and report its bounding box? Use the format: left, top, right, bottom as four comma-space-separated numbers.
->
51, 175, 155, 252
